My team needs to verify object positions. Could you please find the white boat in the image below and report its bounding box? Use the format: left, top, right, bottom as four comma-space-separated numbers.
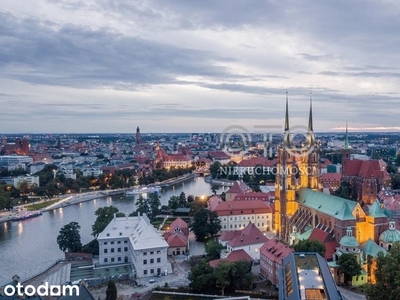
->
125, 186, 160, 196
13, 210, 42, 221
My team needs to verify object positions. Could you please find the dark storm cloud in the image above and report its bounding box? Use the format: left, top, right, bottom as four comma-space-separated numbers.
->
0, 12, 239, 88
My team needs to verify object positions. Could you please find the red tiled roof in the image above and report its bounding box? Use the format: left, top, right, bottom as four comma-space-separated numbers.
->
209, 249, 253, 268
325, 241, 339, 260
385, 198, 400, 211
227, 223, 269, 247
163, 154, 191, 162
320, 173, 341, 182
320, 158, 333, 168
164, 232, 188, 248
226, 249, 253, 262
234, 192, 270, 201
197, 158, 212, 163
309, 228, 331, 243
343, 159, 386, 179
169, 217, 189, 236
238, 157, 277, 167
260, 239, 293, 265
308, 228, 337, 260
226, 181, 251, 194
207, 195, 223, 211
208, 151, 231, 160
219, 230, 241, 242
213, 200, 273, 216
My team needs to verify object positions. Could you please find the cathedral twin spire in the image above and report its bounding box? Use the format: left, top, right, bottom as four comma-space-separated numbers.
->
284, 92, 314, 147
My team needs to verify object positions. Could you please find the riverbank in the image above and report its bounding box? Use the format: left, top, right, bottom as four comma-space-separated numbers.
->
0, 173, 201, 224
0, 192, 106, 224
204, 175, 234, 186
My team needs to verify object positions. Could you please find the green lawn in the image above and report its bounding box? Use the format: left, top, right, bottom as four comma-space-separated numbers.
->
25, 199, 61, 211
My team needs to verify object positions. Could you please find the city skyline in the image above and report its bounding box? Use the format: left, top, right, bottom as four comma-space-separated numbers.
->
1, 1, 400, 133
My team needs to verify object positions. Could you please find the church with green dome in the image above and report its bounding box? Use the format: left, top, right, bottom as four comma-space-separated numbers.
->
379, 221, 400, 251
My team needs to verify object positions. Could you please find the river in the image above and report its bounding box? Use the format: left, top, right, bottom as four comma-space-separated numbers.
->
0, 177, 226, 284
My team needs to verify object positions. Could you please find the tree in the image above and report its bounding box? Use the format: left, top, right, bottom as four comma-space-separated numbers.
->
0, 183, 11, 210
215, 261, 232, 295
334, 181, 357, 201
135, 195, 150, 216
387, 162, 398, 174
188, 259, 215, 292
205, 239, 225, 261
190, 208, 221, 242
189, 196, 207, 216
92, 206, 125, 237
338, 253, 362, 284
57, 222, 82, 252
179, 192, 187, 206
211, 185, 218, 195
105, 280, 118, 300
395, 154, 400, 166
391, 174, 400, 190
231, 260, 252, 289
168, 195, 180, 209
187, 195, 195, 203
17, 180, 29, 195
81, 239, 99, 255
148, 192, 161, 217
220, 192, 226, 201
366, 243, 400, 300
292, 239, 326, 257
210, 161, 222, 179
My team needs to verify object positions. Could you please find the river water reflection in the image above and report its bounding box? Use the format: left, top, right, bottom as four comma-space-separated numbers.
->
0, 177, 225, 284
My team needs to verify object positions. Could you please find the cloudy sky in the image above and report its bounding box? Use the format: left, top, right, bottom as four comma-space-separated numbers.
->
1, 0, 400, 133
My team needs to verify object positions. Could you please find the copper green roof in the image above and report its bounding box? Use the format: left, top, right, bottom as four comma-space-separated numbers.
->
340, 235, 359, 248
297, 226, 313, 240
298, 188, 357, 220
336, 202, 355, 221
369, 200, 387, 218
360, 238, 387, 257
380, 228, 400, 244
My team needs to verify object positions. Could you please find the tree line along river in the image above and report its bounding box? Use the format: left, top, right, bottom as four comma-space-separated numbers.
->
0, 177, 224, 284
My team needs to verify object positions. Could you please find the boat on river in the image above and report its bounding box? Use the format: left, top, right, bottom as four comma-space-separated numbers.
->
12, 210, 43, 221
125, 186, 160, 196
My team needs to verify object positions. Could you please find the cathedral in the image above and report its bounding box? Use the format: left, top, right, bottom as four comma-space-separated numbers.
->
274, 93, 388, 247
274, 93, 320, 241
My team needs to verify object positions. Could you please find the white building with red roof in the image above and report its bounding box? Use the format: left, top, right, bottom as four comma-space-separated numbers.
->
234, 192, 272, 203
225, 180, 252, 201
219, 222, 269, 260
207, 150, 231, 164
154, 143, 192, 169
162, 217, 189, 256
260, 239, 293, 285
212, 199, 273, 232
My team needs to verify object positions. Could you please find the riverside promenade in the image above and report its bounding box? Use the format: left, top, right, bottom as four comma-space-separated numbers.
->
0, 172, 200, 224
0, 191, 107, 224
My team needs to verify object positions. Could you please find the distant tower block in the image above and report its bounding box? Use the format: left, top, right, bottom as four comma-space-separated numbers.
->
136, 126, 142, 144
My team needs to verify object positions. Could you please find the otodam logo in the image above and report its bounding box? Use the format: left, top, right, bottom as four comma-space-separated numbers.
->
2, 282, 79, 297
